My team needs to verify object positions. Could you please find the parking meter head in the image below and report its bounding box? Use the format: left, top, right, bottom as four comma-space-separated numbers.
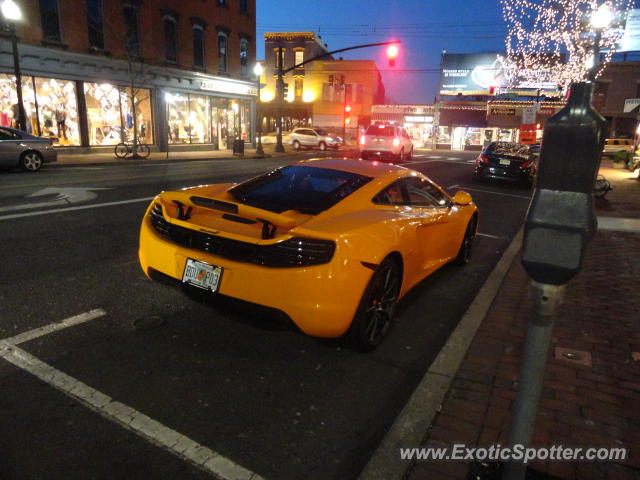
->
522, 82, 607, 285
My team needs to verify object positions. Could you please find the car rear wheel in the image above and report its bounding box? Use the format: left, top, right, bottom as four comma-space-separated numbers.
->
20, 151, 43, 172
348, 256, 401, 351
406, 147, 413, 162
453, 216, 477, 265
292, 140, 301, 150
318, 141, 326, 151
398, 149, 405, 163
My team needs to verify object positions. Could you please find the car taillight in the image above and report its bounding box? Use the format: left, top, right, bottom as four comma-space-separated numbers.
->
477, 154, 489, 164
359, 135, 366, 145
520, 160, 533, 169
392, 137, 400, 147
258, 237, 336, 267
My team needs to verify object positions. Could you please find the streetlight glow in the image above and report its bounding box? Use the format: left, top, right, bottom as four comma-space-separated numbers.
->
1, 0, 22, 21
591, 4, 614, 29
253, 62, 263, 77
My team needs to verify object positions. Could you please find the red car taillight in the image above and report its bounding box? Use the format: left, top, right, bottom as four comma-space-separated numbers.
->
520, 161, 533, 169
477, 154, 490, 164
359, 135, 366, 146
392, 137, 400, 147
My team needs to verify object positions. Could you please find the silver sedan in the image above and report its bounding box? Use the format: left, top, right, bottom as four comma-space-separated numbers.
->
0, 126, 58, 172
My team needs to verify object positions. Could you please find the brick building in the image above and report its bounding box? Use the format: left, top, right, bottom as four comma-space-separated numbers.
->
0, 0, 257, 151
594, 59, 640, 138
259, 32, 385, 138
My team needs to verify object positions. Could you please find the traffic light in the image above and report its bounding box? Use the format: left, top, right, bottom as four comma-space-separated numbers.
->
283, 82, 289, 97
387, 44, 399, 67
328, 74, 335, 86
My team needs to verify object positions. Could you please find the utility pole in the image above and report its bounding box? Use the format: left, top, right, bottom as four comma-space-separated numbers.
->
275, 46, 285, 153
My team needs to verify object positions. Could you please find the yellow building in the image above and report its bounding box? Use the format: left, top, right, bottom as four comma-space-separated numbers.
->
260, 32, 385, 139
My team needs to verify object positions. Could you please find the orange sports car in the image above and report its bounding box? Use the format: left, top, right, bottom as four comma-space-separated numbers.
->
139, 158, 478, 350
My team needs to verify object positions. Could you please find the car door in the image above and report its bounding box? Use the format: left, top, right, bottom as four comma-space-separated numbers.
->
0, 127, 23, 167
400, 176, 457, 270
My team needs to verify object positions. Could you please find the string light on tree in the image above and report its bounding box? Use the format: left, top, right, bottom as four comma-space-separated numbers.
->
500, 0, 633, 89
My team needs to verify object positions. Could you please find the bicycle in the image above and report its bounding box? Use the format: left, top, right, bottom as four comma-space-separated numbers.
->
114, 140, 151, 159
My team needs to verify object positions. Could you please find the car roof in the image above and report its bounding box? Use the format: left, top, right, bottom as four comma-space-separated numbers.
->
295, 158, 409, 178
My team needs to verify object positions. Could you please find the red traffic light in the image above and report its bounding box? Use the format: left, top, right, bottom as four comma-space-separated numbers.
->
387, 44, 399, 67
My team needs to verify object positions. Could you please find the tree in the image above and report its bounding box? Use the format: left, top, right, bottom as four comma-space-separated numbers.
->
500, 0, 633, 89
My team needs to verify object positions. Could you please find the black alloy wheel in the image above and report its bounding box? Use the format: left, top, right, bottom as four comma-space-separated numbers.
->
348, 256, 402, 351
453, 216, 477, 265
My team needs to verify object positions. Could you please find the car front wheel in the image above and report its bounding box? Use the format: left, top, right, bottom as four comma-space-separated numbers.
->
292, 140, 301, 150
347, 256, 401, 351
318, 141, 326, 151
20, 151, 43, 172
453, 216, 477, 265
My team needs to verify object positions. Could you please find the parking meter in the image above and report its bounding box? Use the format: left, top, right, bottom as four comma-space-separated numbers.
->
522, 82, 608, 285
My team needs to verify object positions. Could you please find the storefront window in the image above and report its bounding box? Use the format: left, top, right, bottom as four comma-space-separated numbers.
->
35, 77, 80, 145
84, 82, 123, 145
120, 87, 154, 145
167, 92, 189, 144
238, 100, 251, 142
464, 128, 482, 147
437, 126, 451, 144
188, 94, 210, 143
210, 97, 230, 149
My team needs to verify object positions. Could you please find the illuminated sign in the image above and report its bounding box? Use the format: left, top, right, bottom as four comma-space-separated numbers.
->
200, 79, 257, 96
489, 107, 517, 116
405, 116, 434, 123
620, 9, 640, 52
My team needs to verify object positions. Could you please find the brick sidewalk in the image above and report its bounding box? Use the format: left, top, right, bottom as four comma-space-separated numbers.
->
408, 163, 640, 480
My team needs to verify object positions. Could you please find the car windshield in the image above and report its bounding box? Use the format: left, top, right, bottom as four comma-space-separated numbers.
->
229, 165, 372, 214
486, 142, 530, 158
315, 128, 328, 136
366, 125, 395, 136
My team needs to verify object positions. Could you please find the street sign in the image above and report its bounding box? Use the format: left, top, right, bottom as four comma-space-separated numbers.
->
522, 106, 537, 125
624, 98, 640, 113
519, 123, 538, 144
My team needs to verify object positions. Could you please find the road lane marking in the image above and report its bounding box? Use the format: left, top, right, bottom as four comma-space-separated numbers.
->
477, 232, 504, 239
0, 197, 154, 221
597, 216, 640, 233
3, 309, 107, 346
454, 186, 531, 199
0, 312, 263, 480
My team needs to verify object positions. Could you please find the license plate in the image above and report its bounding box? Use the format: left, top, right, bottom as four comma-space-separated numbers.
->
499, 159, 511, 166
182, 259, 222, 292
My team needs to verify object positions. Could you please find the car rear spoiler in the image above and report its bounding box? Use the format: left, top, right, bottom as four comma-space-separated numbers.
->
160, 191, 298, 239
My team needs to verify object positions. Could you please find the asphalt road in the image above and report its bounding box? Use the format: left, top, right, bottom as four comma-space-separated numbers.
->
0, 150, 533, 480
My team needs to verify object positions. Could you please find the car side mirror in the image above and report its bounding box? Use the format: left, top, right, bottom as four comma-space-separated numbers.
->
452, 191, 473, 205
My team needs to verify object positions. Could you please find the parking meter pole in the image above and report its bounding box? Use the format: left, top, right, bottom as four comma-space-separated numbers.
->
502, 283, 565, 480
502, 82, 607, 480
275, 47, 285, 153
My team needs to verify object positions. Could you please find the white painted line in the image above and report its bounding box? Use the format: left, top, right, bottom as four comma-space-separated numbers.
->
477, 232, 504, 239
1, 312, 263, 480
0, 341, 262, 480
456, 186, 531, 199
360, 228, 525, 480
0, 197, 154, 222
597, 216, 640, 233
4, 309, 107, 346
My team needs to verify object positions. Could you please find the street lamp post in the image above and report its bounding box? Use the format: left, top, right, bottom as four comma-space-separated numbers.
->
1, 0, 25, 132
254, 62, 265, 156
588, 4, 614, 81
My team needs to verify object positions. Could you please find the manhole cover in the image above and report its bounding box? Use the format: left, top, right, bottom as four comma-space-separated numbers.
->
133, 315, 165, 331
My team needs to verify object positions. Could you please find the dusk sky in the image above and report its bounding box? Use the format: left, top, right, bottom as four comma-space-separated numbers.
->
256, 0, 508, 104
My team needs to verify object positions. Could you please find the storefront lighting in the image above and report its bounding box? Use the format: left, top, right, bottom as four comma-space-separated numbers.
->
253, 62, 263, 77
302, 90, 316, 103
260, 90, 274, 102
232, 102, 239, 113
164, 92, 173, 103
1, 0, 21, 21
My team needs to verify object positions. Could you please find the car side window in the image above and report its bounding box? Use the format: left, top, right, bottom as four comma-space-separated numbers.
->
402, 177, 451, 208
0, 128, 19, 140
372, 180, 405, 205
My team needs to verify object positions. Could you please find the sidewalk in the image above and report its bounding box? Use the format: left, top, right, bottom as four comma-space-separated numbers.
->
51, 143, 298, 166
407, 162, 640, 480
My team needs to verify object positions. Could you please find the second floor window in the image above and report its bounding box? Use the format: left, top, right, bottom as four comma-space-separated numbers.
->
240, 39, 249, 76
86, 0, 104, 50
218, 33, 228, 73
164, 16, 177, 63
193, 26, 205, 69
40, 0, 61, 42
123, 4, 140, 55
294, 50, 304, 68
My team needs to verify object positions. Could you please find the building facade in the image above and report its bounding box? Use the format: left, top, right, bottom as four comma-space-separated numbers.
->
0, 0, 257, 152
594, 60, 640, 138
259, 32, 385, 139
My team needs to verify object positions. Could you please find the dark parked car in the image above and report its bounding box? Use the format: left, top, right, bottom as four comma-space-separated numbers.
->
474, 141, 536, 185
0, 126, 57, 172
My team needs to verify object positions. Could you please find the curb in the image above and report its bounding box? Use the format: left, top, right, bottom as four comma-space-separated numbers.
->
358, 227, 525, 480
47, 154, 282, 168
